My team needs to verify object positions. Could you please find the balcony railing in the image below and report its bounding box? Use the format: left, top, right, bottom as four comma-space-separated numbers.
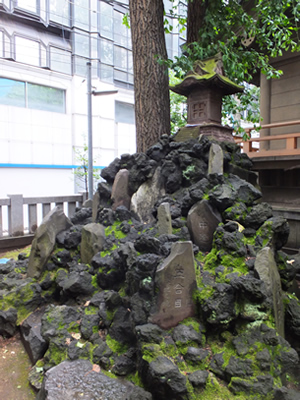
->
0, 193, 87, 238
234, 120, 300, 158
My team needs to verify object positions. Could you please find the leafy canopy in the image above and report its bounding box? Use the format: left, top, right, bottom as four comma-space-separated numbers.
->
165, 0, 300, 136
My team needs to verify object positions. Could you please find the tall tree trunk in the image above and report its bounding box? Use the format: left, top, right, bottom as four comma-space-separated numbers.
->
129, 0, 170, 153
187, 0, 207, 45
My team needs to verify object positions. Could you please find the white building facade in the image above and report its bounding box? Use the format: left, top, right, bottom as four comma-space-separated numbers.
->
0, 0, 186, 197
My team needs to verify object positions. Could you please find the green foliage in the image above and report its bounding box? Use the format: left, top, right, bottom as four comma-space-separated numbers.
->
123, 13, 130, 29
73, 141, 100, 193
222, 85, 261, 138
164, 0, 300, 138
169, 71, 187, 135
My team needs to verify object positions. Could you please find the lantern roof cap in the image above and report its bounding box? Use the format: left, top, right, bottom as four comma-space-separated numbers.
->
170, 54, 244, 96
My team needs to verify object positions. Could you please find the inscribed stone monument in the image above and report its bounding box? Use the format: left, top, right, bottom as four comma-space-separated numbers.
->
208, 143, 223, 175
92, 191, 100, 222
254, 246, 285, 337
157, 202, 172, 236
187, 200, 222, 252
149, 241, 197, 329
111, 169, 131, 211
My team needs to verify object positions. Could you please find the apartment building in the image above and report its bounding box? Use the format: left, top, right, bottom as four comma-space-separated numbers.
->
0, 0, 186, 197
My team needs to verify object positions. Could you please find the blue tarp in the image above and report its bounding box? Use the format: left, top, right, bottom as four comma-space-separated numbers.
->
0, 258, 9, 264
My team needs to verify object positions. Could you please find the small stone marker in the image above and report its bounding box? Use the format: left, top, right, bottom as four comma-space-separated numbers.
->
149, 241, 197, 329
111, 169, 131, 211
187, 200, 222, 252
80, 223, 105, 264
208, 143, 223, 175
83, 198, 93, 208
92, 191, 100, 222
131, 167, 165, 223
27, 207, 73, 279
157, 202, 172, 236
254, 246, 285, 337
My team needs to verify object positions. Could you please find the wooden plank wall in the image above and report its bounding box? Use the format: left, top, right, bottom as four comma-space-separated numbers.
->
269, 53, 300, 149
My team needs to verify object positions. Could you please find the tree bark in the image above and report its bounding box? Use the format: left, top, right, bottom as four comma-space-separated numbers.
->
187, 0, 207, 45
129, 0, 170, 153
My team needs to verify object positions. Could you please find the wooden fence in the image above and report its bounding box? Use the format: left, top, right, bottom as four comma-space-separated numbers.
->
0, 193, 88, 238
234, 120, 300, 157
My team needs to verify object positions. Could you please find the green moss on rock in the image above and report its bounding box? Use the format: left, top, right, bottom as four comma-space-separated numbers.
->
106, 334, 128, 355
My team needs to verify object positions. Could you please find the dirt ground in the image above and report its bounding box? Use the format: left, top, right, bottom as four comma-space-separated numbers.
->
0, 245, 31, 260
0, 333, 36, 400
0, 246, 36, 399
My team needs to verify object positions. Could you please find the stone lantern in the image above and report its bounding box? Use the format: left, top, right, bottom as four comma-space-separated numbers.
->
170, 54, 243, 142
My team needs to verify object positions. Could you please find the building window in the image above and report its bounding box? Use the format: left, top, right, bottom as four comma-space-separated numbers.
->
15, 36, 40, 66
114, 10, 128, 47
0, 0, 10, 8
73, 31, 89, 58
74, 55, 88, 76
73, 0, 89, 31
4, 31, 10, 58
0, 30, 11, 58
16, 0, 37, 14
100, 38, 113, 65
100, 64, 113, 83
50, 46, 72, 74
49, 0, 70, 26
27, 83, 65, 113
114, 45, 127, 71
100, 1, 113, 40
0, 77, 65, 113
90, 0, 98, 31
114, 46, 133, 83
0, 31, 3, 57
115, 101, 135, 124
0, 78, 26, 107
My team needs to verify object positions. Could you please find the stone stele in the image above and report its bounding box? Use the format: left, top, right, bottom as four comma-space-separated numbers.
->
187, 199, 222, 252
111, 169, 131, 211
92, 191, 100, 222
27, 207, 73, 279
80, 223, 105, 265
254, 246, 285, 338
208, 142, 224, 175
157, 202, 172, 236
149, 241, 197, 330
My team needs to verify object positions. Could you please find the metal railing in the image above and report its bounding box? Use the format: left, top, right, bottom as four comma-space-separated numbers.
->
0, 193, 88, 238
234, 120, 300, 157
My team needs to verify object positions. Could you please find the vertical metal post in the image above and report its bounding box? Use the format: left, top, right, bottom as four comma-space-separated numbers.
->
87, 61, 93, 199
